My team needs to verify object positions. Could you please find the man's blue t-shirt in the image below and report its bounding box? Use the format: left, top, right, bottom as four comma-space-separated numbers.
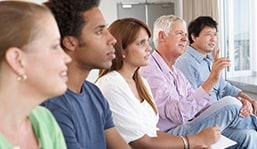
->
42, 81, 114, 149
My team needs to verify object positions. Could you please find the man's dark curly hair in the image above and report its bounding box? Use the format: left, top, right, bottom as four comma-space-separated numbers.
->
44, 0, 100, 48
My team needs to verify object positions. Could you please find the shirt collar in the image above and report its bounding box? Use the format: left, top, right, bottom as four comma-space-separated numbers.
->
187, 46, 214, 63
151, 50, 176, 74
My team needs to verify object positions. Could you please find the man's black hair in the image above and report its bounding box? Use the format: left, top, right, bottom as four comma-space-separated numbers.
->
44, 0, 100, 48
188, 16, 218, 44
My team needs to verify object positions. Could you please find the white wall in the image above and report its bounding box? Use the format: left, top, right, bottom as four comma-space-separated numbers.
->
99, 0, 182, 25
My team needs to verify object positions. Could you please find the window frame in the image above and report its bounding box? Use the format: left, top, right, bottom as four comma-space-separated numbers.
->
219, 0, 256, 78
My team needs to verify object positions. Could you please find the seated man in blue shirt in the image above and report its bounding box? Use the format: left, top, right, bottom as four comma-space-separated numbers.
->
41, 0, 131, 148
175, 16, 257, 114
175, 16, 257, 148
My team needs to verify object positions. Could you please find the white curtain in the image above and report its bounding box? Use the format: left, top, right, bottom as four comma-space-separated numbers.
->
183, 0, 219, 24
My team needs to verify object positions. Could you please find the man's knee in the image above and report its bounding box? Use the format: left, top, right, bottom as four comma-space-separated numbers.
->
218, 96, 242, 108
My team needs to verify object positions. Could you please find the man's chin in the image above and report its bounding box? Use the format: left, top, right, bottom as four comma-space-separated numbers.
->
207, 49, 214, 53
101, 62, 113, 69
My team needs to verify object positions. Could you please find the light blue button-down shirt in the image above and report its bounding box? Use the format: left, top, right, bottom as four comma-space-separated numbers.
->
175, 46, 241, 103
140, 50, 211, 132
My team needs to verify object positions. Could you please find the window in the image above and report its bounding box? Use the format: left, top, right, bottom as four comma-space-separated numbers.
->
219, 0, 257, 89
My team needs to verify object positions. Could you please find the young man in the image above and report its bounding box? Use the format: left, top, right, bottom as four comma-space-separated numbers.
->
41, 0, 131, 148
175, 16, 257, 112
140, 15, 257, 148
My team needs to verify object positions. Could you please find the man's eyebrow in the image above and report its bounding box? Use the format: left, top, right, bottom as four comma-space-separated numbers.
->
94, 24, 107, 30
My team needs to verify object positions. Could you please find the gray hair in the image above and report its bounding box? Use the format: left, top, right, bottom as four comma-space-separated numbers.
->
153, 15, 186, 49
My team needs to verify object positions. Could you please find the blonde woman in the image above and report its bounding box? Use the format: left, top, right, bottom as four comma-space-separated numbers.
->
0, 1, 71, 148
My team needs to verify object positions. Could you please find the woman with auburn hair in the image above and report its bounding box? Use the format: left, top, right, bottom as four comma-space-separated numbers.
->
96, 17, 220, 149
0, 1, 71, 149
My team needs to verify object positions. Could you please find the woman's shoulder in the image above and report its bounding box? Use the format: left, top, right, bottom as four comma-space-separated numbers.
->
30, 106, 66, 149
96, 71, 123, 86
30, 106, 57, 124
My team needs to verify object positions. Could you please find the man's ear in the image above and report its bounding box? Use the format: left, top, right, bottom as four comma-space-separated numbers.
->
158, 31, 166, 42
5, 47, 26, 75
191, 33, 197, 42
62, 36, 78, 52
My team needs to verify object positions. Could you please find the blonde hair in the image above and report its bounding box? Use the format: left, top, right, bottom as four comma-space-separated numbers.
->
0, 1, 51, 61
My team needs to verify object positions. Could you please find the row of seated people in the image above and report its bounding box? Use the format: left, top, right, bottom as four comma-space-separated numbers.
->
1, 0, 257, 149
